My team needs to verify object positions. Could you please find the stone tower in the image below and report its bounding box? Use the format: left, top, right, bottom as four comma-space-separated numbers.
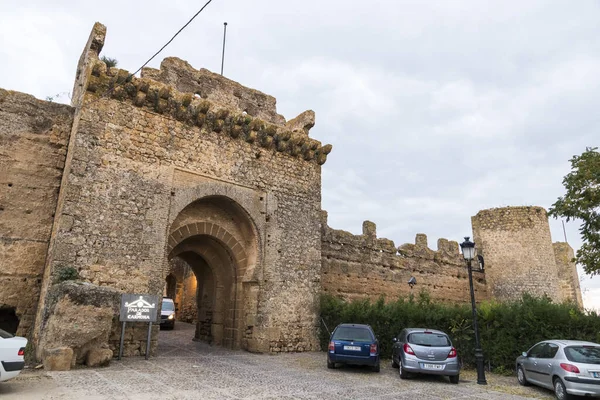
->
472, 206, 582, 307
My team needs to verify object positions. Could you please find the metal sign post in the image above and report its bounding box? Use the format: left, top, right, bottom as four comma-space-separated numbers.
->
118, 321, 126, 360
118, 294, 159, 360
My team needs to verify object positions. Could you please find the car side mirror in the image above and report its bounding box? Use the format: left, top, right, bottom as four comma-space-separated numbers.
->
392, 338, 397, 343
522, 352, 528, 357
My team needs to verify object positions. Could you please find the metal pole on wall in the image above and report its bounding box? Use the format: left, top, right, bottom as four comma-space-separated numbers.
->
467, 259, 487, 385
145, 322, 153, 360
562, 219, 568, 243
118, 321, 126, 360
221, 22, 228, 76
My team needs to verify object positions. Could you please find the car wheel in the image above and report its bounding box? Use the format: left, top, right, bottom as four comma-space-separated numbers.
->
449, 374, 459, 384
327, 359, 336, 369
517, 365, 529, 386
391, 355, 399, 369
372, 363, 380, 373
399, 361, 410, 379
554, 377, 573, 400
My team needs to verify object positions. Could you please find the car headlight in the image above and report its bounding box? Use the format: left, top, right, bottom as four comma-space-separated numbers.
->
168, 314, 174, 320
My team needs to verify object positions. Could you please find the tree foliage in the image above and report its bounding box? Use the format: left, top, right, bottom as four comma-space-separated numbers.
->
320, 293, 598, 373
548, 147, 600, 275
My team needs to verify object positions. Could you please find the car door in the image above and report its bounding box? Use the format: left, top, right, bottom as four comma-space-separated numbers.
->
536, 343, 559, 389
523, 342, 547, 385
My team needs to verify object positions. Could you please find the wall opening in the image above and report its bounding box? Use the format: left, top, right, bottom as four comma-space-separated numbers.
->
0, 307, 20, 335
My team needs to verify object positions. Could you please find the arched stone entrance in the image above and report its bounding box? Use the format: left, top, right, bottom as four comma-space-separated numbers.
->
165, 195, 259, 349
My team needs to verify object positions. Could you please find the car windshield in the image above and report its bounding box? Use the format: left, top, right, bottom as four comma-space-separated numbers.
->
408, 332, 451, 347
565, 346, 600, 365
162, 301, 174, 311
332, 327, 373, 341
0, 328, 14, 339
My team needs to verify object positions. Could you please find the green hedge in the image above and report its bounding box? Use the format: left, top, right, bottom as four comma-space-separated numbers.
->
319, 291, 600, 373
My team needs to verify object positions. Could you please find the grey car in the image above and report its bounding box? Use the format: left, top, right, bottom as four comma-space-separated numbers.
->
391, 328, 460, 384
516, 340, 600, 399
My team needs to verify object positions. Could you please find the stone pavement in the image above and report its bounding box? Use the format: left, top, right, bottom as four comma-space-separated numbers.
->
0, 323, 554, 399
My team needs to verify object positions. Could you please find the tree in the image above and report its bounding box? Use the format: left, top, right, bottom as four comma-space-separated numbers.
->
549, 147, 600, 275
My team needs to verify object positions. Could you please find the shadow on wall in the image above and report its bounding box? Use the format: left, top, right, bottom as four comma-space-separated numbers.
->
0, 307, 20, 335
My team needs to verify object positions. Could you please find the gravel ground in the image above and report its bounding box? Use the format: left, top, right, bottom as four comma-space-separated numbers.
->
0, 322, 557, 399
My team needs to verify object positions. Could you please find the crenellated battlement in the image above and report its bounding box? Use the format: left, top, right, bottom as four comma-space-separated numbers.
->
320, 211, 486, 303
141, 57, 287, 126
321, 211, 464, 266
84, 58, 332, 165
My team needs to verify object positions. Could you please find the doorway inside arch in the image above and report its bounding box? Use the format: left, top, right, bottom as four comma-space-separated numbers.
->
161, 195, 259, 350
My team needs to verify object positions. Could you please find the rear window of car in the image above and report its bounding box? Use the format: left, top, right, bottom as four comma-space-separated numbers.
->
408, 332, 451, 347
565, 346, 600, 364
332, 327, 373, 341
0, 328, 14, 339
162, 301, 174, 311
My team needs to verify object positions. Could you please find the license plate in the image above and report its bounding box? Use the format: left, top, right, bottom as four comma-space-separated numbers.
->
592, 372, 600, 378
343, 346, 361, 351
422, 363, 444, 370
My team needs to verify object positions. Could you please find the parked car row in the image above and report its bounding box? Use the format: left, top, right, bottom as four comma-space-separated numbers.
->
327, 324, 460, 384
327, 324, 600, 399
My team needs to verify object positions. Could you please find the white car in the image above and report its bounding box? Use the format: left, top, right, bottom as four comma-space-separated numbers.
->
0, 328, 27, 382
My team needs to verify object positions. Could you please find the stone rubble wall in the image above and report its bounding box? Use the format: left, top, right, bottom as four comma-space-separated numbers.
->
321, 212, 489, 304
0, 89, 74, 336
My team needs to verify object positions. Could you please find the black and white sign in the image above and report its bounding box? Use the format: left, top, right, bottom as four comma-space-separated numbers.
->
120, 294, 159, 322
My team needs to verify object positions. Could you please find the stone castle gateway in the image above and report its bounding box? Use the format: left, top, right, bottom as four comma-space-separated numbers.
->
0, 24, 582, 365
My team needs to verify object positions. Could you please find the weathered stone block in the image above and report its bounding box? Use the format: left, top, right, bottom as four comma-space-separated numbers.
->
86, 348, 113, 367
43, 347, 73, 371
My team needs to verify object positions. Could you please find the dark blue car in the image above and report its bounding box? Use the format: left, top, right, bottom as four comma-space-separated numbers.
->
327, 323, 380, 372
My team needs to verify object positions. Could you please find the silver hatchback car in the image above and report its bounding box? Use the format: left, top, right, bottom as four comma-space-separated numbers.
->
516, 340, 600, 399
391, 328, 460, 384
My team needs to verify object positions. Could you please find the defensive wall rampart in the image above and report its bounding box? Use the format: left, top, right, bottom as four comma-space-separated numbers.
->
321, 212, 489, 303
0, 90, 74, 336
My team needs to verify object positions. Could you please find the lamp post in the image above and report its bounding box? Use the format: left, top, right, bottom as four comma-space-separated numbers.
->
460, 236, 487, 385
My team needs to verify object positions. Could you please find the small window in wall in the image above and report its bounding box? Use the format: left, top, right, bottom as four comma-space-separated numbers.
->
0, 307, 20, 335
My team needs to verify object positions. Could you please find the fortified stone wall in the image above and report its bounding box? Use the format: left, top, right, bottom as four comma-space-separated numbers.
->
471, 206, 579, 304
34, 23, 331, 356
0, 22, 583, 361
321, 212, 489, 303
0, 89, 74, 336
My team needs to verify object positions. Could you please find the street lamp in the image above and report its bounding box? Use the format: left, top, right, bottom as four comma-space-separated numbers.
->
460, 236, 487, 385
407, 276, 417, 289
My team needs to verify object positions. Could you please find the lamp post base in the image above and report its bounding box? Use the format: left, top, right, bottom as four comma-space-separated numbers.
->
475, 348, 487, 385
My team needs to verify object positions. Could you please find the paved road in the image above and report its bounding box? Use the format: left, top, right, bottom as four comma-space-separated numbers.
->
0, 322, 554, 399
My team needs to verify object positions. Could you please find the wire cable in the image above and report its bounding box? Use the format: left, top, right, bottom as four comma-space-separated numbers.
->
87, 0, 214, 105
129, 0, 213, 78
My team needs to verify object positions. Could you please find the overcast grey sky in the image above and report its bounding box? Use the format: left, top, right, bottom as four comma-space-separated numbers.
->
1, 1, 598, 307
